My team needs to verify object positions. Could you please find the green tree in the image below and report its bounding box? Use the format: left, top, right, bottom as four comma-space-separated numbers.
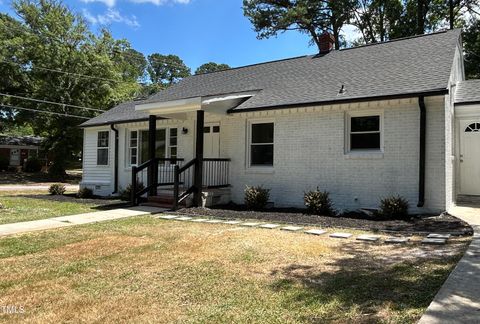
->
194, 62, 231, 75
351, 0, 403, 43
464, 18, 480, 79
147, 54, 190, 85
0, 0, 142, 176
243, 0, 356, 50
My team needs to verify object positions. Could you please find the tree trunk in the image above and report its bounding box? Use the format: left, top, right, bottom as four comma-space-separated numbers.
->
417, 0, 425, 35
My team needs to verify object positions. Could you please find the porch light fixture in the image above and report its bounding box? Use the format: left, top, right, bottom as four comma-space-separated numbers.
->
182, 127, 188, 134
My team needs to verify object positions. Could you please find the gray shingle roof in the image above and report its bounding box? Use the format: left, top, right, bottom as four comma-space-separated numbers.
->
82, 29, 461, 127
0, 135, 43, 146
455, 80, 480, 104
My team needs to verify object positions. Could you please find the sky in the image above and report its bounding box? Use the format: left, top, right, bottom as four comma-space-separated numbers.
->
0, 0, 358, 71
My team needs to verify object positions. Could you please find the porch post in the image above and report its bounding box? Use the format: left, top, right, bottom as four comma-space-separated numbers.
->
193, 110, 204, 206
148, 115, 157, 196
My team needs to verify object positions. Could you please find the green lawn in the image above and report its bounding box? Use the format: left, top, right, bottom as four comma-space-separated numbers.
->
0, 191, 115, 225
0, 217, 470, 323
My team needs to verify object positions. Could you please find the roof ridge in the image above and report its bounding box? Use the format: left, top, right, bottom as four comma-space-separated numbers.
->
183, 29, 458, 79
339, 29, 455, 52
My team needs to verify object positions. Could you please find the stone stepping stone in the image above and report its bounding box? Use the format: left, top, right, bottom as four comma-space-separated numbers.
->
422, 238, 447, 245
205, 219, 223, 223
241, 222, 261, 227
223, 220, 242, 225
175, 216, 193, 221
329, 232, 352, 239
356, 235, 381, 242
281, 226, 304, 232
385, 237, 410, 244
305, 229, 327, 236
260, 224, 280, 229
190, 219, 208, 222
427, 233, 451, 239
157, 215, 178, 220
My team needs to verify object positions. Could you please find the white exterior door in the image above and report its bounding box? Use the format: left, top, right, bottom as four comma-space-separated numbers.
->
203, 124, 220, 158
10, 149, 20, 166
459, 121, 480, 195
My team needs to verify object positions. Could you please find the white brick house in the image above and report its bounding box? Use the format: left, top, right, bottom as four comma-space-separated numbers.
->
80, 29, 480, 214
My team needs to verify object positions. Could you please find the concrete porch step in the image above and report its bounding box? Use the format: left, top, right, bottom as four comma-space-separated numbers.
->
457, 195, 480, 206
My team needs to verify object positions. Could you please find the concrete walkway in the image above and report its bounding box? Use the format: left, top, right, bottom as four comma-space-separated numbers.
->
0, 184, 79, 191
0, 206, 163, 237
418, 206, 480, 324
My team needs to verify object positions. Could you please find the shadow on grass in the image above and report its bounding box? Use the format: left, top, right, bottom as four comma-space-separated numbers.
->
268, 243, 462, 322
5, 194, 128, 211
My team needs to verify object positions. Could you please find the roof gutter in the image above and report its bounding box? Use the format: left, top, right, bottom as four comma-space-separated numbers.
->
417, 96, 426, 207
110, 123, 119, 194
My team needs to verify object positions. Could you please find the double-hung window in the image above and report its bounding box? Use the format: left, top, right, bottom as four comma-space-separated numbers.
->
128, 131, 138, 165
249, 122, 274, 167
348, 114, 382, 152
127, 128, 177, 167
97, 131, 109, 166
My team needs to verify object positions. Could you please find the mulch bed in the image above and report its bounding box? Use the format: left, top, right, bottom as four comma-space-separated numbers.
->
176, 205, 474, 236
17, 194, 127, 210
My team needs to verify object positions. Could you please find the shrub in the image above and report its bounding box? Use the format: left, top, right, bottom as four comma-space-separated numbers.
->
24, 157, 42, 173
379, 195, 409, 219
120, 182, 145, 201
304, 188, 335, 216
0, 155, 9, 171
244, 185, 270, 210
49, 183, 66, 195
77, 187, 94, 199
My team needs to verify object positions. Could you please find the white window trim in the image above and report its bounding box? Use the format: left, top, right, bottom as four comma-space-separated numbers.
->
345, 110, 384, 157
246, 118, 275, 171
125, 127, 177, 169
96, 130, 110, 167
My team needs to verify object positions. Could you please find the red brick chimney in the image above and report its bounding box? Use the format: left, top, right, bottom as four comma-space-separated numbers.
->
318, 31, 335, 54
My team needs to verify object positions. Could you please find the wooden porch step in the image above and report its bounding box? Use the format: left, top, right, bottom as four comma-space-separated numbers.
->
142, 193, 186, 209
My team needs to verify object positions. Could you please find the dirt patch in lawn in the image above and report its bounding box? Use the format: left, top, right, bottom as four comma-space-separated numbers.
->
176, 206, 473, 236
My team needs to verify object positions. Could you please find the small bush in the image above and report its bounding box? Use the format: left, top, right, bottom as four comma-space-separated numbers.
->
120, 182, 145, 201
0, 155, 9, 171
77, 187, 94, 199
379, 195, 409, 219
24, 157, 42, 173
304, 188, 335, 216
244, 185, 270, 210
49, 183, 66, 195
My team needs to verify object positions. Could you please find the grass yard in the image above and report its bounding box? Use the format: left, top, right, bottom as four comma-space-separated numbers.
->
0, 216, 470, 323
0, 191, 119, 225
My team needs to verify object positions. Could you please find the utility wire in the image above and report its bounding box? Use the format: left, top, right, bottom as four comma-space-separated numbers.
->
0, 93, 104, 112
0, 104, 90, 119
0, 59, 129, 84
0, 23, 194, 70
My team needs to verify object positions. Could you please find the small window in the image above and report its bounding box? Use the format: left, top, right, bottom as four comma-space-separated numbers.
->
212, 126, 220, 133
349, 115, 381, 151
250, 122, 274, 166
128, 131, 138, 166
204, 127, 210, 133
169, 128, 178, 160
97, 131, 109, 166
465, 123, 480, 132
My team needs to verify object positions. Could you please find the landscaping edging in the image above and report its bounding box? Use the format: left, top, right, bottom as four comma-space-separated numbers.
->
174, 207, 474, 236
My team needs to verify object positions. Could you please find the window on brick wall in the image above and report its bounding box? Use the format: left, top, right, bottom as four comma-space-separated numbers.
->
249, 121, 274, 166
347, 113, 382, 152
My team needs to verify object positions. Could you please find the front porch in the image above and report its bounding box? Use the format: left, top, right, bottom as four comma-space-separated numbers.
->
129, 93, 251, 208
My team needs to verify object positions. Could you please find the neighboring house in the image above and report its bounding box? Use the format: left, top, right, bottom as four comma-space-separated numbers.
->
80, 29, 480, 213
0, 135, 43, 167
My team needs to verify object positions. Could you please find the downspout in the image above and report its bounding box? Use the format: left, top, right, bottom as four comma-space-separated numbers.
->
418, 96, 426, 207
110, 124, 119, 194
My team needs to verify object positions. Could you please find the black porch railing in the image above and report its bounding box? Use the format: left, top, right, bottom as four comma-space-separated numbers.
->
131, 157, 231, 208
131, 158, 184, 205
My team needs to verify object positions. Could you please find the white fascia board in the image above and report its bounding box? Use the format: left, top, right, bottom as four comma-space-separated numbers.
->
201, 91, 258, 105
135, 97, 202, 115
